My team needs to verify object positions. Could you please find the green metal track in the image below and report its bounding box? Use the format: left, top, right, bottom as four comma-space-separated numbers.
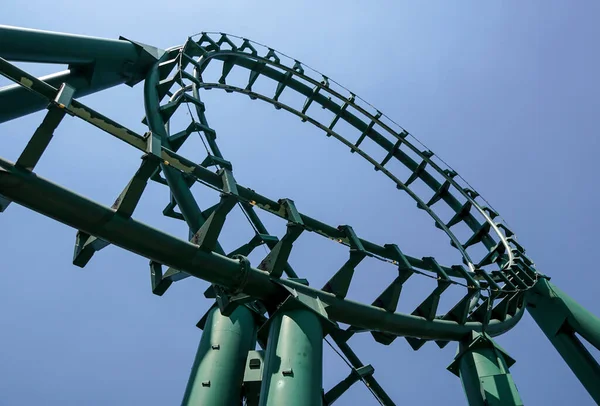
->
142, 33, 539, 335
0, 156, 524, 341
2, 27, 599, 405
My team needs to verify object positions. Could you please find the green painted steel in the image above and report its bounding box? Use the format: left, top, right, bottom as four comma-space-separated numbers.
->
136, 34, 541, 342
526, 278, 600, 404
182, 305, 257, 406
260, 309, 324, 406
329, 337, 395, 405
448, 332, 523, 406
0, 156, 525, 342
0, 25, 163, 123
0, 71, 103, 123
324, 364, 375, 405
1, 26, 600, 405
0, 25, 141, 64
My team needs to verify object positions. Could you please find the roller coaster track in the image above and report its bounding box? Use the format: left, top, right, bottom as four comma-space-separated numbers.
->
3, 29, 575, 405
0, 30, 541, 342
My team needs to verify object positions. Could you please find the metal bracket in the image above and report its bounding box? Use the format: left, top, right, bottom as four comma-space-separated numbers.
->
324, 364, 375, 405
447, 331, 516, 377
149, 261, 172, 296
72, 155, 158, 267
189, 169, 238, 252
370, 253, 414, 345
118, 37, 166, 86
409, 258, 452, 323
322, 225, 367, 298
144, 131, 162, 158
53, 83, 76, 110
257, 200, 304, 278
257, 283, 338, 348
72, 231, 110, 268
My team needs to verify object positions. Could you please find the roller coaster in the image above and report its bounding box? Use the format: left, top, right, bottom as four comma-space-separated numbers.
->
0, 25, 598, 405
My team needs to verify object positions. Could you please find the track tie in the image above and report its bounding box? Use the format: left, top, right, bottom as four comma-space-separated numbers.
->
352, 111, 382, 152
462, 221, 492, 249
328, 94, 355, 131
375, 131, 408, 171
427, 180, 451, 207
446, 201, 472, 227
405, 160, 427, 186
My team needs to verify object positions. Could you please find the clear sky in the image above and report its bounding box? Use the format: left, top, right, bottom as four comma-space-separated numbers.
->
1, 1, 599, 405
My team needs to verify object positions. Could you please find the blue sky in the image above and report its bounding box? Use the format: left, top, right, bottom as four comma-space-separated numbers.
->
1, 1, 599, 405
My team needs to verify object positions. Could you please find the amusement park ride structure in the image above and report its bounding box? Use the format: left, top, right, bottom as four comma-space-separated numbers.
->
0, 25, 599, 405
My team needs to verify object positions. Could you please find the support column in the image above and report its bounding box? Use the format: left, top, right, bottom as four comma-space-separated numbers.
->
526, 278, 600, 404
448, 332, 523, 406
260, 308, 324, 406
181, 305, 257, 406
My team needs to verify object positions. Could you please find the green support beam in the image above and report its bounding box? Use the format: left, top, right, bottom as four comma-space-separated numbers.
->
323, 364, 374, 405
448, 332, 523, 406
259, 308, 324, 406
0, 25, 163, 122
0, 70, 120, 123
329, 335, 396, 405
526, 278, 600, 404
0, 25, 140, 64
0, 53, 481, 284
0, 156, 525, 341
181, 305, 257, 406
5, 29, 595, 406
16, 104, 67, 171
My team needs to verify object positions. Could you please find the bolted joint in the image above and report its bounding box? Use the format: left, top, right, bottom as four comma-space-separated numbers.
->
257, 223, 303, 278
447, 331, 515, 377
257, 283, 338, 348
197, 255, 254, 318
230, 254, 251, 295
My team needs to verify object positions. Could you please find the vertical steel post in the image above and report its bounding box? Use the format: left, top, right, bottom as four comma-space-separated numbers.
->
448, 332, 523, 406
526, 278, 600, 403
260, 309, 324, 406
181, 305, 257, 406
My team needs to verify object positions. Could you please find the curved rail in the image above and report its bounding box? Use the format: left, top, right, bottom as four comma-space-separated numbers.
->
0, 155, 525, 342
0, 32, 537, 345
4, 27, 600, 406
142, 33, 540, 342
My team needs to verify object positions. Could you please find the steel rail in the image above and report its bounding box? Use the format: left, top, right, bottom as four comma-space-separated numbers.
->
192, 47, 506, 252
170, 38, 539, 292
168, 37, 530, 282
0, 156, 524, 341
0, 41, 528, 337
0, 56, 472, 282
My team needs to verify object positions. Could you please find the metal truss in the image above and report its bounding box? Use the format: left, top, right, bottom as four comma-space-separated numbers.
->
0, 26, 599, 405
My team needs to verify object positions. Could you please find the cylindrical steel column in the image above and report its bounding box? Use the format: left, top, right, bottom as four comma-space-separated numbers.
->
526, 278, 600, 403
449, 332, 523, 406
181, 305, 257, 406
260, 309, 323, 406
